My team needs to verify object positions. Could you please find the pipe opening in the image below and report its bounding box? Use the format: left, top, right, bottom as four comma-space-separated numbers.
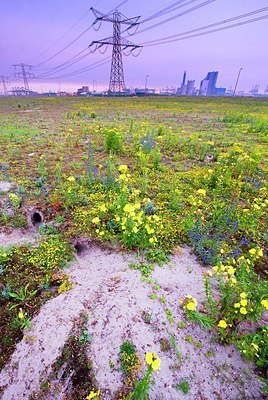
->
31, 211, 43, 226
73, 238, 93, 256
74, 242, 86, 255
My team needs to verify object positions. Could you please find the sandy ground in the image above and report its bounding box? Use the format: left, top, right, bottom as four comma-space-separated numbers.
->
0, 230, 37, 248
0, 231, 265, 400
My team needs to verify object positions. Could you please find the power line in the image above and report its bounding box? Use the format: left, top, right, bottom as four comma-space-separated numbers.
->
38, 56, 111, 80
33, 1, 129, 69
36, 48, 89, 78
141, 6, 268, 45
29, 2, 267, 84
133, 0, 216, 36
38, 0, 208, 79
34, 26, 93, 68
29, 5, 95, 64
142, 14, 268, 47
140, 0, 199, 24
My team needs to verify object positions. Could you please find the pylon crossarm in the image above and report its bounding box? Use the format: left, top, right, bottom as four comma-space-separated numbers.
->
119, 13, 140, 25
91, 8, 114, 23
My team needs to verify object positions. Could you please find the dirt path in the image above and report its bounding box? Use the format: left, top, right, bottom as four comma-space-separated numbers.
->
0, 234, 264, 399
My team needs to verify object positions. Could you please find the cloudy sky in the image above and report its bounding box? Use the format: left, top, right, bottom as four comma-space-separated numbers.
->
1, 0, 268, 92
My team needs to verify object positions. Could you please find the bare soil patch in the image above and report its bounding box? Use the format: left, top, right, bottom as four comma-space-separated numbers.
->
0, 238, 264, 399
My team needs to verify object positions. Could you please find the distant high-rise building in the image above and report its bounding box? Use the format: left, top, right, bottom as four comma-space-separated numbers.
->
199, 71, 226, 96
199, 71, 218, 95
177, 71, 196, 96
186, 80, 195, 96
182, 70, 186, 86
177, 70, 187, 95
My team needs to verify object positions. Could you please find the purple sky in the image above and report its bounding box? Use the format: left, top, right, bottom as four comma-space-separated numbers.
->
1, 0, 268, 93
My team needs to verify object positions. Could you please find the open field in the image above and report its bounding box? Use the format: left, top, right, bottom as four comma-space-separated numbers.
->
0, 96, 267, 399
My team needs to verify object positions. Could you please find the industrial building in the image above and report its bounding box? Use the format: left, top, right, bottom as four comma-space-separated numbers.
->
177, 71, 196, 96
199, 71, 226, 96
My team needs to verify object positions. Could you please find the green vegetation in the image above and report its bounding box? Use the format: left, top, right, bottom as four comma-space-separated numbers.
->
176, 379, 190, 394
0, 237, 73, 368
0, 96, 267, 390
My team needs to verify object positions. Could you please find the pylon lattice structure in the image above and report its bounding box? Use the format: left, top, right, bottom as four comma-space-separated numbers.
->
0, 76, 9, 96
12, 63, 34, 92
89, 8, 141, 94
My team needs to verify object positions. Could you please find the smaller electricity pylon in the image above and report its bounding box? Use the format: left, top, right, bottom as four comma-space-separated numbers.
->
0, 76, 9, 96
12, 63, 34, 92
89, 8, 142, 94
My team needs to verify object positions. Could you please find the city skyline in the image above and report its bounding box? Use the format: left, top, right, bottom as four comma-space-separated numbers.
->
1, 0, 268, 93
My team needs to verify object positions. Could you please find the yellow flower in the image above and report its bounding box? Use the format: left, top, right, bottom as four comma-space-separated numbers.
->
67, 176, 75, 182
240, 299, 248, 307
99, 204, 107, 212
92, 217, 100, 224
240, 307, 247, 315
257, 248, 263, 257
186, 301, 196, 311
183, 295, 197, 311
133, 226, 138, 233
118, 164, 128, 173
86, 389, 101, 399
234, 302, 240, 308
18, 308, 24, 319
123, 203, 135, 213
240, 292, 247, 299
197, 189, 206, 196
227, 267, 235, 275
249, 248, 256, 255
261, 299, 268, 310
218, 320, 227, 329
251, 343, 259, 351
145, 352, 161, 371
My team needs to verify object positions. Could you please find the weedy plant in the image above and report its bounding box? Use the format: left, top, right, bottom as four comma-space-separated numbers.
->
127, 352, 161, 400
119, 340, 141, 386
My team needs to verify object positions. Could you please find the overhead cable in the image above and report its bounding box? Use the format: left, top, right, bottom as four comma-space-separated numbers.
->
142, 14, 268, 47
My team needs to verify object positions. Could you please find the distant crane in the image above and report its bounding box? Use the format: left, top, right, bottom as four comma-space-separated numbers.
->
89, 8, 141, 94
233, 67, 243, 96
249, 84, 260, 96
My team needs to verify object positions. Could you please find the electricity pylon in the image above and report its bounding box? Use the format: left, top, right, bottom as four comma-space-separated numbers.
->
0, 76, 9, 96
89, 8, 141, 94
12, 63, 34, 92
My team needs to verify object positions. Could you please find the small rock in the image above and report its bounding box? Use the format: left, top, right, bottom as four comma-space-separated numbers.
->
0, 182, 12, 192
